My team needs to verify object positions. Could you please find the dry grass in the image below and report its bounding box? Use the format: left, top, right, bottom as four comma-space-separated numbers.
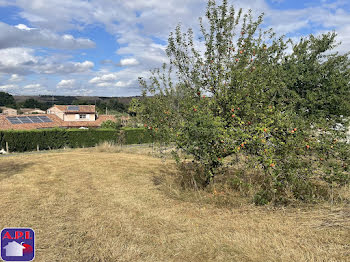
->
0, 148, 349, 262
95, 141, 122, 153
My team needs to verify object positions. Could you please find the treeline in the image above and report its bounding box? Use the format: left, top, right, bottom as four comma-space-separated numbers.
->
0, 92, 49, 110
0, 92, 130, 114
73, 98, 128, 114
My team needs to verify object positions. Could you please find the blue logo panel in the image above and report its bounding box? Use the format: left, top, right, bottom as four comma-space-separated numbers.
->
1, 228, 35, 261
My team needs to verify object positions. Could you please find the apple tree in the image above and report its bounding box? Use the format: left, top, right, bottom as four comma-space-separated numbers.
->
137, 0, 350, 204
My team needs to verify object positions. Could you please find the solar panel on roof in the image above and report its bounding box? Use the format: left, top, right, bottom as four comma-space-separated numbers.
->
6, 117, 18, 122
20, 117, 33, 123
67, 105, 79, 111
31, 119, 43, 123
30, 116, 42, 121
38, 116, 52, 122
6, 117, 21, 124
6, 116, 53, 125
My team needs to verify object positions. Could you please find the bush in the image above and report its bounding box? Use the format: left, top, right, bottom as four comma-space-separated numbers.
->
66, 129, 120, 148
122, 127, 154, 144
0, 128, 153, 152
0, 129, 67, 152
101, 120, 121, 129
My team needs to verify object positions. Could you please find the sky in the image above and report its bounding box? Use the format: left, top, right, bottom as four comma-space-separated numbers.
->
0, 0, 349, 97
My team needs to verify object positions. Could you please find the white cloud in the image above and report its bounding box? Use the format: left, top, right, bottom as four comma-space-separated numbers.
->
0, 22, 95, 50
9, 74, 23, 82
115, 80, 132, 87
41, 60, 94, 74
0, 47, 37, 67
0, 47, 38, 74
116, 38, 168, 68
15, 24, 34, 31
63, 34, 74, 40
120, 57, 139, 66
96, 82, 113, 87
23, 83, 41, 89
57, 79, 76, 89
89, 73, 117, 84
0, 84, 17, 90
74, 61, 94, 71
0, 47, 94, 75
16, 0, 93, 32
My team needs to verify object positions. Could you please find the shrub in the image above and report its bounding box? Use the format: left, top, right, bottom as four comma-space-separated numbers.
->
122, 127, 154, 144
0, 129, 67, 152
0, 128, 153, 152
66, 129, 119, 148
101, 120, 121, 129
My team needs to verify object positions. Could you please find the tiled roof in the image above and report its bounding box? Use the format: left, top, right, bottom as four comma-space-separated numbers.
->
0, 114, 61, 130
51, 105, 96, 113
0, 114, 116, 130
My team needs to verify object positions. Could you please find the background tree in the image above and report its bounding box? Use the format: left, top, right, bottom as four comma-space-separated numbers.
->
0, 92, 16, 108
137, 0, 350, 204
21, 98, 48, 110
108, 98, 127, 112
128, 98, 140, 116
72, 99, 90, 105
96, 98, 128, 115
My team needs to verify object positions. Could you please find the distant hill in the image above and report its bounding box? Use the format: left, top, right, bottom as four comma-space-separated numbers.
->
13, 95, 142, 106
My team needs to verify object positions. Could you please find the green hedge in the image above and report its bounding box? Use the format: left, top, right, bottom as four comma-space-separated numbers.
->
66, 129, 120, 148
121, 127, 154, 144
0, 128, 153, 152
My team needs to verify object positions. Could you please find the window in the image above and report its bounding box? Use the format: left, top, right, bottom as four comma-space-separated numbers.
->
79, 114, 87, 119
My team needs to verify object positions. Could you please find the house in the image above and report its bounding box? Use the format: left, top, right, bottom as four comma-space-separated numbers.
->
20, 108, 46, 114
0, 105, 127, 130
0, 114, 116, 130
3, 241, 25, 256
0, 107, 17, 116
47, 105, 96, 121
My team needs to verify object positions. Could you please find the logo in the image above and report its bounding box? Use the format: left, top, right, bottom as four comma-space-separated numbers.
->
1, 228, 35, 261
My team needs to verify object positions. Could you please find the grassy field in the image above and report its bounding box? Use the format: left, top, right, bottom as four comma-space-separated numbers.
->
0, 147, 349, 261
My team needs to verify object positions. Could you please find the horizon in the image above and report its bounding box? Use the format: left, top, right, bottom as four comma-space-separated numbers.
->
11, 94, 143, 98
0, 0, 349, 97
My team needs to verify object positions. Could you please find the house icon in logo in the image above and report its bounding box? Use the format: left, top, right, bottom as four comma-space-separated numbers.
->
3, 241, 25, 256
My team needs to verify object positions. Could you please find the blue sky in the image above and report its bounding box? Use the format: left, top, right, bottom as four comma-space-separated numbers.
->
0, 0, 349, 97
